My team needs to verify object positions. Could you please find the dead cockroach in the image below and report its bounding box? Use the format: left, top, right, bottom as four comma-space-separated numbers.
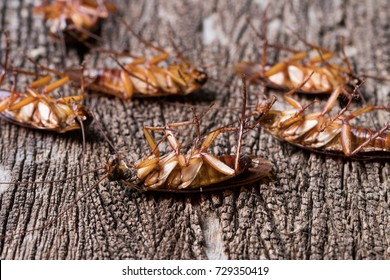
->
235, 8, 363, 97
33, 0, 117, 46
66, 21, 208, 100
106, 121, 272, 192
0, 41, 93, 133
106, 78, 272, 192
251, 76, 390, 159
0, 85, 92, 133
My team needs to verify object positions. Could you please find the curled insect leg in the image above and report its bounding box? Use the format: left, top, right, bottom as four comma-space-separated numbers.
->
121, 19, 169, 64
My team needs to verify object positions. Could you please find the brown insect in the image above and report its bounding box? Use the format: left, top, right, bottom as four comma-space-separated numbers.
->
33, 0, 117, 45
106, 80, 272, 192
0, 40, 93, 133
251, 76, 390, 159
66, 21, 208, 100
235, 9, 363, 96
106, 123, 272, 193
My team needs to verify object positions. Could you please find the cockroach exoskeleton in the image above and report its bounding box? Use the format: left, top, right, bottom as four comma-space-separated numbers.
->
0, 89, 93, 133
235, 8, 364, 99
105, 79, 272, 192
66, 21, 208, 100
33, 0, 117, 47
252, 75, 390, 159
105, 124, 272, 193
0, 37, 93, 133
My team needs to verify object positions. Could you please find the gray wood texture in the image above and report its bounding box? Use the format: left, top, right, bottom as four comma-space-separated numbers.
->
0, 0, 389, 259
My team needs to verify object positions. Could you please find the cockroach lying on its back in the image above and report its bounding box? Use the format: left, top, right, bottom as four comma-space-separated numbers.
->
34, 0, 117, 46
106, 79, 272, 192
106, 120, 272, 192
0, 85, 92, 133
235, 8, 363, 97
252, 75, 390, 159
66, 21, 208, 100
0, 36, 92, 133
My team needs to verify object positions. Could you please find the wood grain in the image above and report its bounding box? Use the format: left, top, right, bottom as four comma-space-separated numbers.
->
0, 0, 389, 259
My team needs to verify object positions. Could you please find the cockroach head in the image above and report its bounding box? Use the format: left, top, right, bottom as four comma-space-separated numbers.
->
192, 68, 208, 85
253, 96, 277, 122
106, 155, 137, 182
74, 104, 94, 127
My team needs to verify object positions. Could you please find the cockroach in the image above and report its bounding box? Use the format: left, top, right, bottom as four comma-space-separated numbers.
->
33, 0, 117, 46
66, 21, 208, 99
104, 77, 272, 192
251, 75, 390, 159
235, 8, 363, 97
0, 78, 272, 240
0, 89, 92, 133
0, 39, 93, 133
106, 122, 271, 193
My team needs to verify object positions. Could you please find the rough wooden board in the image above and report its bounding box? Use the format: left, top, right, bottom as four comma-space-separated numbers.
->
0, 0, 389, 260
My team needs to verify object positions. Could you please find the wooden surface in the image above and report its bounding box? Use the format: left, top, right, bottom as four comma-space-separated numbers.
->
0, 0, 389, 260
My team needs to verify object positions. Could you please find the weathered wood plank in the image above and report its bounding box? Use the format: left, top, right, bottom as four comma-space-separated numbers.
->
0, 0, 389, 259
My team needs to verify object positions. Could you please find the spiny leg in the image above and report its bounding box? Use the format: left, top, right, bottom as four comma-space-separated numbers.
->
284, 72, 315, 110
318, 82, 367, 132
25, 56, 66, 77
144, 101, 215, 159
246, 4, 272, 76
143, 127, 163, 157
343, 105, 390, 122
143, 122, 192, 158
167, 32, 190, 65
8, 76, 66, 123
232, 76, 251, 171
189, 107, 202, 154
20, 57, 70, 96
320, 81, 372, 128
339, 36, 353, 74
109, 55, 158, 92
121, 19, 170, 65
